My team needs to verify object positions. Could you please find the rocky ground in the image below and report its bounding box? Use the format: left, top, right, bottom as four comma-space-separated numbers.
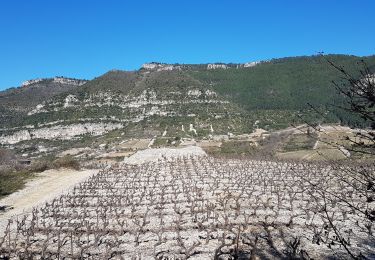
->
0, 147, 373, 259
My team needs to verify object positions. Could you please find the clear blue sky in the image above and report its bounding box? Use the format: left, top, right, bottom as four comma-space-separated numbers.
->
0, 0, 374, 90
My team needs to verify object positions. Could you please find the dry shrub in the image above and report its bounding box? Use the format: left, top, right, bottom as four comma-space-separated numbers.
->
29, 161, 49, 173
0, 149, 17, 166
53, 155, 80, 170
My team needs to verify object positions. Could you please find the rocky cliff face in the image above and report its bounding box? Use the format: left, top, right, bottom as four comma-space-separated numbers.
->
0, 123, 123, 144
21, 77, 87, 87
21, 79, 44, 86
141, 63, 181, 71
207, 64, 228, 70
141, 61, 264, 71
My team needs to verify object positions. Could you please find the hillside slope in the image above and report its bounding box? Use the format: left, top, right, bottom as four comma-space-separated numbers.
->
0, 54, 374, 157
0, 77, 87, 127
189, 54, 375, 127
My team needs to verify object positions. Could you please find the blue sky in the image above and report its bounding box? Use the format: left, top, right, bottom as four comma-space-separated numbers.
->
0, 0, 374, 90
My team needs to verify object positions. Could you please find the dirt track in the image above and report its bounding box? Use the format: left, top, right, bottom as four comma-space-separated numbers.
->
0, 168, 97, 233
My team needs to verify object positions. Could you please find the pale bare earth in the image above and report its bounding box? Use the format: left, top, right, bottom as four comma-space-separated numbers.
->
0, 168, 98, 233
118, 138, 151, 150
122, 146, 207, 165
0, 147, 372, 258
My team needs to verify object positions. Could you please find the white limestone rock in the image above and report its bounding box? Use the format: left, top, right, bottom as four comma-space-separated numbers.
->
244, 61, 260, 67
141, 63, 180, 71
63, 95, 79, 108
187, 89, 202, 97
189, 124, 197, 135
0, 123, 123, 144
22, 79, 43, 87
0, 130, 31, 144
28, 104, 46, 115
207, 64, 228, 70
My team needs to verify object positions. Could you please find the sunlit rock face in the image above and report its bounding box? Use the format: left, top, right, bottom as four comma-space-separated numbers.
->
21, 79, 44, 87
141, 63, 181, 71
0, 123, 123, 144
243, 61, 260, 67
207, 64, 228, 70
22, 77, 87, 87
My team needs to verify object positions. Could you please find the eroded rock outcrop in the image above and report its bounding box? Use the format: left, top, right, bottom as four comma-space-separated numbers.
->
0, 123, 123, 144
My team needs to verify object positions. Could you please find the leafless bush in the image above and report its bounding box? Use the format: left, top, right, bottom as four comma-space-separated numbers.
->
53, 155, 80, 170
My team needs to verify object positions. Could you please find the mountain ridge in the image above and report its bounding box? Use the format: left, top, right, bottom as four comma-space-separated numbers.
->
1, 54, 374, 157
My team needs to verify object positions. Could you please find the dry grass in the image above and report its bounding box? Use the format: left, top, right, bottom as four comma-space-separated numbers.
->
0, 153, 80, 199
52, 155, 80, 170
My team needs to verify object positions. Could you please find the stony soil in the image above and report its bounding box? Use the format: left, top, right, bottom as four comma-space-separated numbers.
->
0, 148, 373, 259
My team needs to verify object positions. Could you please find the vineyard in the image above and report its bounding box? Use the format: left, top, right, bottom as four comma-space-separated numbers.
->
0, 155, 374, 259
